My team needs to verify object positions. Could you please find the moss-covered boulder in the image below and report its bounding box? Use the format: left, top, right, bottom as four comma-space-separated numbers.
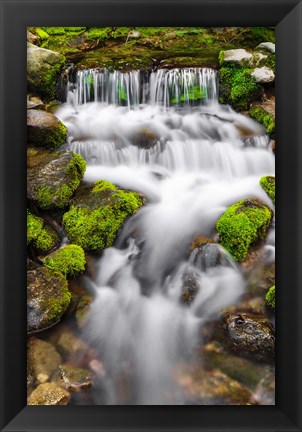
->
57, 364, 93, 392
260, 175, 275, 204
63, 180, 143, 251
27, 267, 71, 333
249, 107, 275, 137
43, 244, 86, 277
27, 45, 66, 100
27, 382, 70, 405
266, 285, 275, 309
27, 109, 67, 150
223, 312, 275, 362
27, 337, 62, 384
27, 150, 86, 210
216, 199, 272, 261
27, 210, 60, 254
218, 65, 262, 111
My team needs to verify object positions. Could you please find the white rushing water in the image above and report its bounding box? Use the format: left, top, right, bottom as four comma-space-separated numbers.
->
57, 67, 275, 404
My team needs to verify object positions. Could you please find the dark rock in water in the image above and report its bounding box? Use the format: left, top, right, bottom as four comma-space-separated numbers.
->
27, 337, 62, 384
189, 235, 213, 254
181, 270, 200, 305
190, 243, 233, 271
56, 364, 93, 392
27, 45, 66, 100
131, 128, 159, 149
27, 150, 86, 210
177, 367, 257, 405
75, 293, 93, 328
56, 328, 89, 358
27, 267, 71, 333
27, 382, 70, 405
27, 257, 39, 271
223, 312, 275, 362
27, 109, 67, 150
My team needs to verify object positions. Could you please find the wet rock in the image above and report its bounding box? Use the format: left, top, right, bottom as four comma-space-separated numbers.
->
189, 235, 213, 254
27, 382, 70, 405
181, 271, 200, 305
246, 262, 275, 295
57, 364, 93, 392
27, 210, 60, 254
131, 128, 159, 149
27, 267, 71, 333
223, 312, 275, 362
219, 49, 253, 67
43, 244, 86, 278
27, 45, 66, 100
254, 366, 275, 405
57, 328, 88, 358
63, 180, 143, 251
27, 147, 50, 168
201, 341, 262, 389
255, 42, 275, 54
27, 109, 67, 149
27, 362, 35, 390
222, 295, 267, 316
251, 67, 275, 84
27, 337, 62, 383
27, 150, 86, 210
190, 243, 233, 271
75, 293, 93, 328
177, 367, 257, 405
27, 95, 44, 110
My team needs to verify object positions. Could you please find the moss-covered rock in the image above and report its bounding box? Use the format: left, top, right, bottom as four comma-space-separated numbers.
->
27, 382, 70, 405
216, 199, 272, 261
27, 45, 66, 100
219, 65, 262, 111
223, 312, 275, 362
27, 150, 86, 210
27, 210, 60, 254
44, 244, 86, 277
27, 267, 71, 333
266, 285, 275, 309
259, 175, 275, 204
63, 180, 143, 251
57, 364, 93, 392
27, 337, 62, 384
249, 106, 275, 137
27, 109, 67, 150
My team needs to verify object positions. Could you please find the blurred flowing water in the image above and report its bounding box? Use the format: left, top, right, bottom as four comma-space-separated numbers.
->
56, 67, 275, 404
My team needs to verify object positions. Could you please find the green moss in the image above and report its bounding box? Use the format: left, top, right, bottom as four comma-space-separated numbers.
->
42, 27, 66, 35
249, 27, 275, 44
216, 199, 272, 261
36, 153, 86, 210
63, 181, 143, 251
249, 107, 275, 137
63, 27, 86, 35
42, 271, 71, 322
27, 210, 59, 253
41, 57, 66, 100
260, 176, 275, 204
265, 285, 275, 309
87, 27, 112, 41
259, 54, 275, 73
44, 245, 86, 277
171, 85, 206, 104
35, 28, 49, 40
219, 65, 262, 111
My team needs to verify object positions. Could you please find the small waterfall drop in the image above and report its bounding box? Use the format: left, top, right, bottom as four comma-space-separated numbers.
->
57, 66, 275, 405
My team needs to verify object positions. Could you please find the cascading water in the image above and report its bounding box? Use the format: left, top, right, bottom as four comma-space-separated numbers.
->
57, 66, 275, 405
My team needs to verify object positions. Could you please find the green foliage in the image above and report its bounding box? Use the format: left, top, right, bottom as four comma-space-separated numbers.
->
260, 176, 275, 204
266, 285, 275, 309
27, 210, 59, 253
87, 27, 112, 41
42, 27, 66, 35
216, 199, 272, 261
44, 245, 86, 277
63, 181, 143, 251
36, 153, 86, 210
41, 56, 66, 100
250, 27, 275, 44
259, 54, 275, 73
35, 28, 49, 40
63, 27, 86, 34
249, 106, 275, 137
219, 65, 262, 111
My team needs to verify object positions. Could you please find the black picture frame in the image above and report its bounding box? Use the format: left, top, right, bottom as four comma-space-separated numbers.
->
0, 0, 301, 430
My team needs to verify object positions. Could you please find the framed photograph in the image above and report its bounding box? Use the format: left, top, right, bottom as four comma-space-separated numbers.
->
0, 0, 301, 431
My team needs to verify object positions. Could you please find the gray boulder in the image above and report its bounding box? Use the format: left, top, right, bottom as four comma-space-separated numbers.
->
27, 109, 67, 149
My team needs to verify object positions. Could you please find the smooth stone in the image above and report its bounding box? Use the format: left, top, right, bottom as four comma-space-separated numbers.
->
222, 49, 253, 65
27, 337, 62, 383
251, 67, 275, 83
256, 42, 275, 53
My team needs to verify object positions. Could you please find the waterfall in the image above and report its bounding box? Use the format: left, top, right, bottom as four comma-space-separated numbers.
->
56, 66, 275, 405
67, 67, 218, 108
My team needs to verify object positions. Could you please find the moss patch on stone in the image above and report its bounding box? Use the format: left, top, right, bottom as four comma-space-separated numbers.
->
216, 199, 272, 261
249, 106, 275, 137
265, 285, 275, 309
219, 65, 262, 111
27, 210, 59, 254
63, 180, 143, 251
44, 244, 86, 277
27, 109, 67, 150
260, 175, 275, 204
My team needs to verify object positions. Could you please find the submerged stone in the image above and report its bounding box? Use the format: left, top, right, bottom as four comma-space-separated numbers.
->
63, 180, 143, 251
27, 150, 86, 210
27, 267, 71, 333
27, 382, 70, 405
57, 364, 93, 392
216, 199, 273, 261
27, 337, 62, 383
27, 109, 67, 150
223, 312, 275, 362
